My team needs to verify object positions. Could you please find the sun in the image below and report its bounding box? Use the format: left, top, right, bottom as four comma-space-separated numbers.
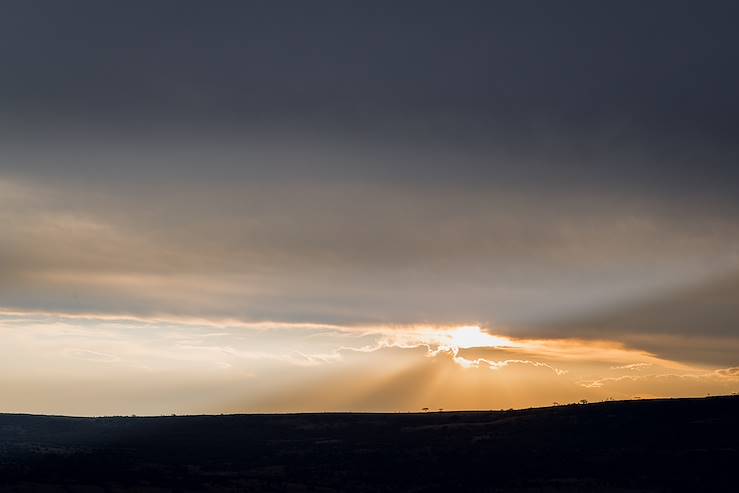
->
448, 326, 513, 349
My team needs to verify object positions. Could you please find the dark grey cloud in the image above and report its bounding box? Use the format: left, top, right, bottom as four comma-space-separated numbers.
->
531, 273, 739, 365
3, 1, 738, 128
2, 1, 739, 202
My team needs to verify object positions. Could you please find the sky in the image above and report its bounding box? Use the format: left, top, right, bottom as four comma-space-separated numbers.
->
1, 1, 738, 415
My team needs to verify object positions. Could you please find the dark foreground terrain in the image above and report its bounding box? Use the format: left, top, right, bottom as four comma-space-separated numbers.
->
1, 396, 738, 492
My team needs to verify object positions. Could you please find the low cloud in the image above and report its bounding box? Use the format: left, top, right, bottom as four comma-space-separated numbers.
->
2, 173, 738, 338
452, 356, 568, 376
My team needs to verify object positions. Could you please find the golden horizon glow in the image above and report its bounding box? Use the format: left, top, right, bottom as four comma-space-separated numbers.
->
1, 309, 737, 416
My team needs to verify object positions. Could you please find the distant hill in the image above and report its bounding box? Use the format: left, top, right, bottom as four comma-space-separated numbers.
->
1, 396, 738, 492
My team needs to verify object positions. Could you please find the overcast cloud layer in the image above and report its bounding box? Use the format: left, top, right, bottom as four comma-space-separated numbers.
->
1, 2, 738, 411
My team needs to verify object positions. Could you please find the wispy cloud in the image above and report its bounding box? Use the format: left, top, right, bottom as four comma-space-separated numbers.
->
610, 363, 652, 371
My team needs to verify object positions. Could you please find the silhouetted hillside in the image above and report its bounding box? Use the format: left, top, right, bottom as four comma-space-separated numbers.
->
1, 396, 738, 492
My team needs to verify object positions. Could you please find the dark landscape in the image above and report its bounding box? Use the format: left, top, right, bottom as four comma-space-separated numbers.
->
1, 396, 737, 492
